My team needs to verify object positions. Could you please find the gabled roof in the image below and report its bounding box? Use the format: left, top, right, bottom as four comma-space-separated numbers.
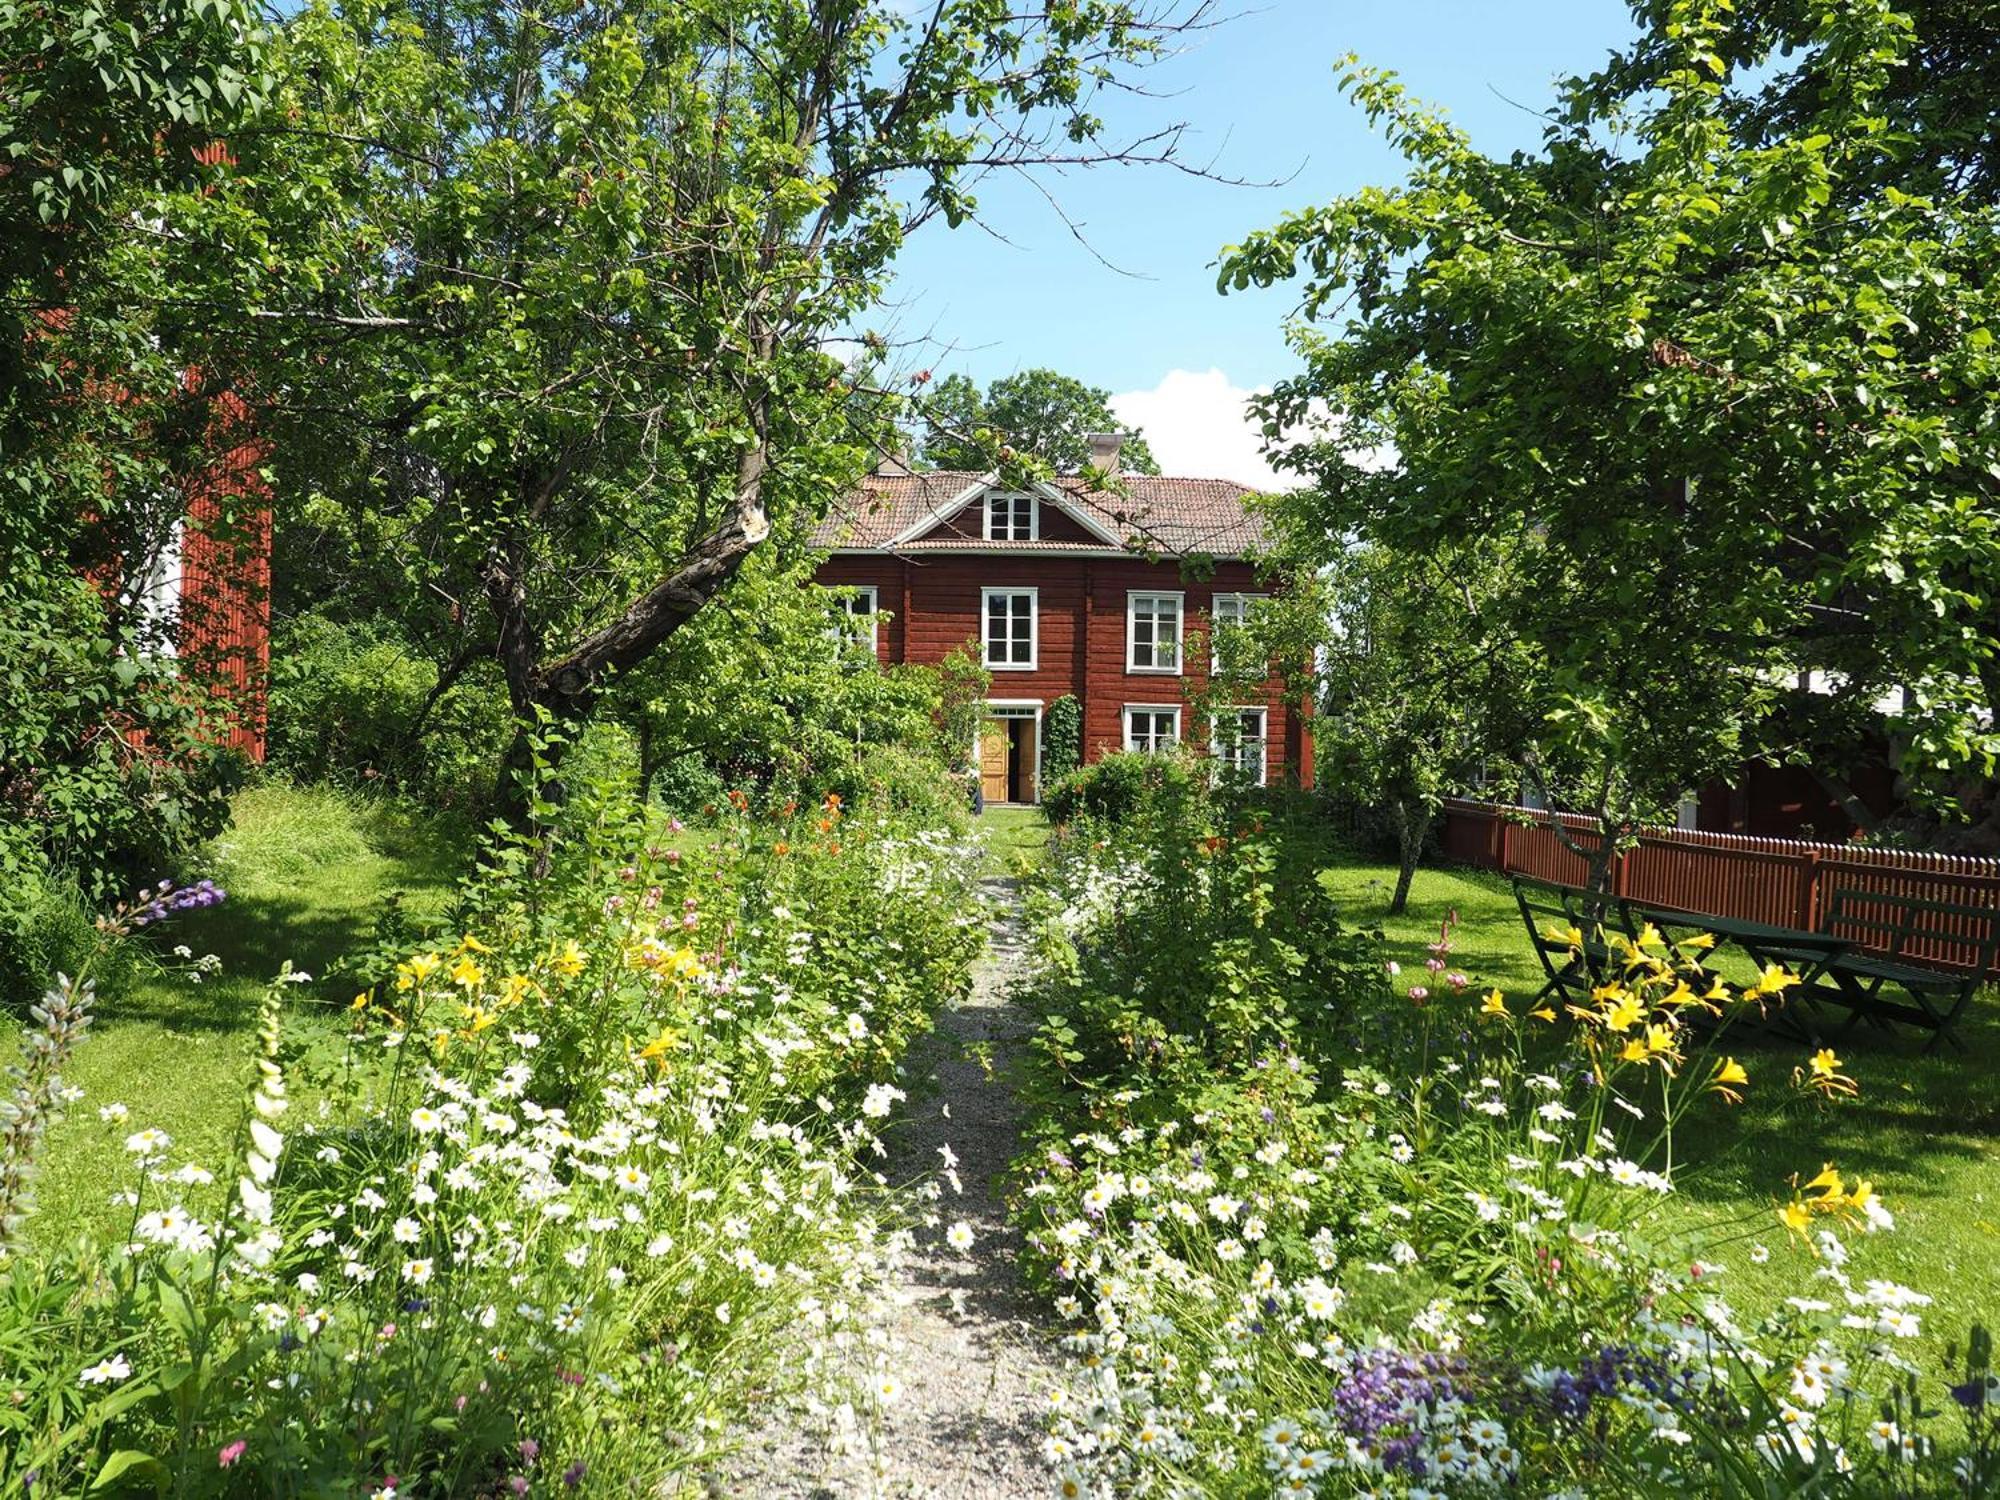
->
812, 470, 1271, 559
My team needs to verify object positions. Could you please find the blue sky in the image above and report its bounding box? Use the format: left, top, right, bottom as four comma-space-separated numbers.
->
879, 0, 1644, 482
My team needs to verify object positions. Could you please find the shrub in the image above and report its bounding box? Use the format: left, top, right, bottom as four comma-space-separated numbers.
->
647, 751, 726, 815
0, 581, 244, 899
1041, 748, 1201, 826
265, 615, 510, 811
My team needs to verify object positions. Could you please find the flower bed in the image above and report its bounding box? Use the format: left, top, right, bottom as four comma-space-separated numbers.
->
1, 792, 985, 1496
1011, 783, 1999, 1496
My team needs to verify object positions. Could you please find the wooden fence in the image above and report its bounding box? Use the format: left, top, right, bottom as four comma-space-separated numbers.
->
1441, 799, 2000, 972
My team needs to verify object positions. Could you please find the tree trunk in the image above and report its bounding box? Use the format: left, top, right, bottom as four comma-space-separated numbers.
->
484, 419, 774, 841
636, 715, 657, 811
1809, 767, 1882, 835
1388, 800, 1429, 915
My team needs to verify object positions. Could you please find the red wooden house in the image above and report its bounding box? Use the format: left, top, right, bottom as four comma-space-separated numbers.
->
812, 435, 1311, 804
114, 384, 271, 762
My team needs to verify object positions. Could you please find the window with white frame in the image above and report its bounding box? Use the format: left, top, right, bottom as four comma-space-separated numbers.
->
984, 490, 1037, 541
1212, 707, 1268, 785
1123, 705, 1180, 753
1209, 592, 1264, 673
1127, 591, 1183, 673
982, 588, 1037, 670
831, 586, 879, 659
132, 518, 185, 659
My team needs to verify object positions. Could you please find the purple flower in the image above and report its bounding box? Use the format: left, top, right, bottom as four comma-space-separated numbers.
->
1951, 1377, 1994, 1410
562, 1460, 587, 1487
130, 877, 226, 928
519, 1438, 541, 1463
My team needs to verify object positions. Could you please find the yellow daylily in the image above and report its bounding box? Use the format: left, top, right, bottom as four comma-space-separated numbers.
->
1659, 979, 1698, 1008
455, 933, 492, 955
634, 1027, 682, 1074
1708, 1056, 1749, 1104
1530, 1005, 1557, 1023
1480, 989, 1510, 1018
1800, 1048, 1858, 1099
1542, 921, 1585, 951
1750, 964, 1800, 998
1603, 993, 1646, 1033
551, 939, 589, 978
395, 952, 441, 992
1676, 932, 1717, 951
1779, 1200, 1814, 1239
497, 973, 538, 1007
1803, 1165, 1848, 1213
349, 991, 372, 1013
1619, 1037, 1651, 1064
449, 954, 485, 989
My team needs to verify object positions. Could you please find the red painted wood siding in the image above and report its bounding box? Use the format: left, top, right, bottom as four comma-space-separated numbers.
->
814, 553, 1313, 785
177, 389, 270, 761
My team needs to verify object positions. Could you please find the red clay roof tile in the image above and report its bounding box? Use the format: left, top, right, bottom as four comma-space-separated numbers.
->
812, 470, 1270, 558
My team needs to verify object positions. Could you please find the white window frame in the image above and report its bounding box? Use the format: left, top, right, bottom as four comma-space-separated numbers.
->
984, 490, 1039, 542
131, 517, 185, 659
831, 585, 879, 658
1122, 704, 1181, 753
982, 586, 1038, 671
1211, 707, 1269, 786
1126, 590, 1184, 675
1209, 592, 1265, 673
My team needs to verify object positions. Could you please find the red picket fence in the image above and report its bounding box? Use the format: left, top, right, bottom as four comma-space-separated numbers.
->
1441, 799, 2000, 972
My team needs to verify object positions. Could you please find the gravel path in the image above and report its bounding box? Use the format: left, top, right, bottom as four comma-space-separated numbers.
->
714, 875, 1063, 1498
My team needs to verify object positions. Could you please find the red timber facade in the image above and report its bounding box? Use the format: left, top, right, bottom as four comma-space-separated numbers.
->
811, 441, 1311, 803
172, 387, 271, 761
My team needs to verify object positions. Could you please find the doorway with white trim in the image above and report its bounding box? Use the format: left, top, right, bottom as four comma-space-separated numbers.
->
979, 702, 1042, 805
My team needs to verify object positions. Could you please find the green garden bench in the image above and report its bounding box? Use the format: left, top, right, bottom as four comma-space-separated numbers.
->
1511, 875, 1621, 1009
1819, 888, 2000, 1053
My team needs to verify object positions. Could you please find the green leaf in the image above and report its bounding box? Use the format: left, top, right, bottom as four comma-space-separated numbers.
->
89, 1450, 166, 1495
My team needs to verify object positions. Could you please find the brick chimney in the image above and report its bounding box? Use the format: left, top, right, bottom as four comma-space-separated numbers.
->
875, 438, 912, 477
1085, 431, 1124, 475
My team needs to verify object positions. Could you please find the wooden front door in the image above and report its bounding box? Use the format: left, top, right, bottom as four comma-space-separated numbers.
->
1014, 714, 1038, 803
980, 721, 1009, 804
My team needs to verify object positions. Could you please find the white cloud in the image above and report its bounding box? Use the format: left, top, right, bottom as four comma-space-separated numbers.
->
1110, 367, 1293, 491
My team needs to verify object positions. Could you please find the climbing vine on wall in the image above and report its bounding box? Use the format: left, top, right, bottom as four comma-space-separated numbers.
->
1043, 695, 1082, 785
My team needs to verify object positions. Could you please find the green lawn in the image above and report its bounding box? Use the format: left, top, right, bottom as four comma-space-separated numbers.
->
1320, 852, 2000, 1361
980, 804, 1051, 873
10, 784, 460, 1241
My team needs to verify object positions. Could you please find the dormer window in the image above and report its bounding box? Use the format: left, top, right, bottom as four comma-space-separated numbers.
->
985, 490, 1037, 542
